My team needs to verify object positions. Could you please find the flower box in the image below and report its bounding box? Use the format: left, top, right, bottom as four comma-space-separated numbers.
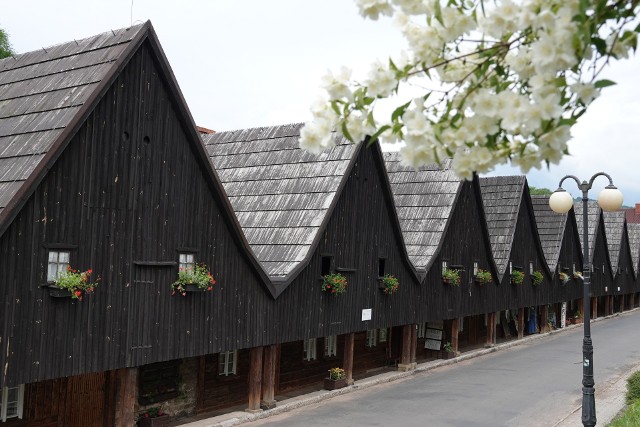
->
324, 378, 348, 390
138, 414, 170, 427
440, 350, 457, 359
183, 283, 205, 292
46, 285, 73, 298
442, 278, 456, 285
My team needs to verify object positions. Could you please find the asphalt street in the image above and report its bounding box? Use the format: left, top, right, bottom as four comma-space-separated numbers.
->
248, 311, 640, 427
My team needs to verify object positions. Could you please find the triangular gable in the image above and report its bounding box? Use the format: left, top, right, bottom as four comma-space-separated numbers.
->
531, 194, 568, 273
0, 22, 272, 294
627, 222, 640, 276
603, 210, 626, 274
574, 200, 602, 264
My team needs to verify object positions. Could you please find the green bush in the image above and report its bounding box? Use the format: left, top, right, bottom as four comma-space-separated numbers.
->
627, 370, 640, 404
609, 400, 640, 427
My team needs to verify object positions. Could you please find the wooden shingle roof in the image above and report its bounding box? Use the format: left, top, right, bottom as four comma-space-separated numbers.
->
383, 153, 461, 271
0, 24, 145, 218
479, 176, 526, 280
573, 200, 601, 263
530, 195, 567, 273
204, 124, 357, 282
627, 223, 640, 275
603, 210, 626, 273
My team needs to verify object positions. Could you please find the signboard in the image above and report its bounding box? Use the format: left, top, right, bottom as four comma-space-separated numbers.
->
424, 339, 442, 350
424, 322, 444, 350
361, 308, 372, 321
561, 302, 567, 328
424, 328, 443, 340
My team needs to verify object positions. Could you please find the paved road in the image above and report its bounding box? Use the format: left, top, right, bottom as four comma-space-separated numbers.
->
249, 311, 640, 427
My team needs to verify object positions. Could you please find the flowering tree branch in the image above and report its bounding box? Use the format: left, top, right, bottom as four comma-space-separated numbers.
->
299, 0, 639, 179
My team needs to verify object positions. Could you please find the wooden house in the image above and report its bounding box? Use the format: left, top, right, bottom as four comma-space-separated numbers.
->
383, 155, 498, 353
627, 223, 640, 308
603, 211, 636, 311
479, 177, 552, 336
0, 22, 277, 425
205, 126, 421, 398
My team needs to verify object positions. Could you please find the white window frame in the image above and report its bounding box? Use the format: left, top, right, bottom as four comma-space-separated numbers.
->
529, 261, 534, 274
473, 261, 478, 276
179, 253, 196, 272
324, 336, 337, 357
47, 250, 70, 282
366, 329, 377, 348
378, 328, 388, 343
1, 385, 24, 421
304, 338, 317, 361
218, 350, 237, 376
416, 323, 426, 338
442, 260, 448, 273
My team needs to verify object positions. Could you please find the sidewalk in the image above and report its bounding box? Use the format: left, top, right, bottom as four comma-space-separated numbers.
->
179, 309, 638, 427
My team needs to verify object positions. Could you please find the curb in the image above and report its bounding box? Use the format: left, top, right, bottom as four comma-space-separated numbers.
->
179, 307, 638, 427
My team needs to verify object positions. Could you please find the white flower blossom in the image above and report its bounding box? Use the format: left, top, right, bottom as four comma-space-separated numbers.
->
320, 67, 353, 101
365, 60, 397, 97
356, 0, 393, 20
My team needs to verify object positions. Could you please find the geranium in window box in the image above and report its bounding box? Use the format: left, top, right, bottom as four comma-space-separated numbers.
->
322, 273, 347, 295
324, 367, 347, 390
378, 274, 399, 294
510, 270, 524, 285
49, 266, 99, 301
531, 270, 544, 286
474, 269, 492, 285
559, 272, 570, 285
171, 263, 216, 296
442, 268, 461, 286
138, 407, 169, 427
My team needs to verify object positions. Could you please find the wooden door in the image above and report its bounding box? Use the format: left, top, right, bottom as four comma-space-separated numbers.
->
60, 372, 114, 427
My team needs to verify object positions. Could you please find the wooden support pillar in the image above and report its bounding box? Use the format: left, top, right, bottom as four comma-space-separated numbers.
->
485, 313, 496, 347
261, 344, 277, 410
576, 298, 584, 322
114, 368, 137, 427
450, 318, 459, 353
343, 333, 355, 385
591, 297, 598, 320
398, 324, 413, 371
610, 295, 614, 315
605, 296, 611, 316
247, 347, 263, 412
410, 323, 417, 369
517, 308, 524, 339
539, 306, 549, 333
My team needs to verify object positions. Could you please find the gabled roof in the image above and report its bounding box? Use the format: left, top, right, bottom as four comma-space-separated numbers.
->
479, 176, 526, 279
383, 153, 461, 271
530, 195, 567, 273
0, 24, 145, 218
204, 124, 358, 283
574, 201, 601, 263
603, 210, 626, 273
627, 223, 640, 275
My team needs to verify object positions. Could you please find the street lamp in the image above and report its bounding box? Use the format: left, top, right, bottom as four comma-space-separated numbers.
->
548, 173, 623, 427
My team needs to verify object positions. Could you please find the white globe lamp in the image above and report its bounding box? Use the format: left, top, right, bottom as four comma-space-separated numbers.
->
598, 185, 623, 211
549, 188, 574, 213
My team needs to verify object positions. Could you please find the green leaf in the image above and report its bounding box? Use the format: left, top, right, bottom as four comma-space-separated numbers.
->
591, 37, 607, 55
594, 79, 616, 88
341, 121, 354, 142
391, 101, 411, 122
434, 0, 444, 26
368, 125, 391, 145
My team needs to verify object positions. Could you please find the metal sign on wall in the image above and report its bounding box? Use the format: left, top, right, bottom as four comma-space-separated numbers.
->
424, 321, 443, 350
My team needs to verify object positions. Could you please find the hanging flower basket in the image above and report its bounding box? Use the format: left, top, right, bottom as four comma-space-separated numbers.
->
322, 273, 348, 295
559, 272, 570, 285
324, 367, 347, 390
531, 270, 544, 286
171, 263, 216, 296
442, 268, 461, 286
378, 274, 399, 294
510, 270, 524, 285
474, 269, 492, 285
50, 266, 99, 301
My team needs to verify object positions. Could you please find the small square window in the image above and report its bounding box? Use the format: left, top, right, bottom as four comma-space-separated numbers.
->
378, 328, 387, 343
324, 336, 337, 357
179, 253, 195, 272
304, 338, 317, 361
1, 385, 24, 421
218, 351, 237, 376
366, 330, 377, 348
47, 250, 70, 282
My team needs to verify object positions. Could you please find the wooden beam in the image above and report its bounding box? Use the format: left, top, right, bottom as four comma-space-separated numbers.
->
261, 345, 277, 410
591, 297, 598, 320
539, 306, 548, 333
486, 313, 496, 346
113, 368, 136, 427
517, 308, 524, 339
195, 356, 206, 413
410, 323, 417, 369
451, 318, 459, 353
247, 347, 263, 412
398, 324, 413, 371
343, 333, 355, 385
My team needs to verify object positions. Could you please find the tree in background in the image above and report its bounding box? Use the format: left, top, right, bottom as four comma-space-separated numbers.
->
0, 28, 14, 59
300, 0, 639, 179
529, 186, 553, 196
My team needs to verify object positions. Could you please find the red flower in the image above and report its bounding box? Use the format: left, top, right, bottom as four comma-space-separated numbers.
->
75, 290, 82, 297
207, 286, 212, 291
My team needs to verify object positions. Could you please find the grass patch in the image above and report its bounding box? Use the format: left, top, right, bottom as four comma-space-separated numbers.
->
608, 400, 640, 427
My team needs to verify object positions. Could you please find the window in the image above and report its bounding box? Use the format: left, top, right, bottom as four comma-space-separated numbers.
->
179, 253, 195, 272
138, 361, 181, 405
509, 262, 513, 274
1, 385, 24, 421
366, 329, 377, 347
321, 256, 332, 276
324, 336, 337, 357
378, 258, 386, 277
417, 323, 426, 338
218, 350, 237, 376
47, 250, 70, 281
304, 338, 317, 361
529, 261, 534, 274
473, 261, 478, 276
378, 328, 388, 343
442, 260, 448, 272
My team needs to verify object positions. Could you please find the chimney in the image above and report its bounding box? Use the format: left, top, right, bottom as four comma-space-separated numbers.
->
636, 203, 640, 214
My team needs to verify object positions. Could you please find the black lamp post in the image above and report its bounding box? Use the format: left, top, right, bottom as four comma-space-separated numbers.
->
548, 173, 623, 427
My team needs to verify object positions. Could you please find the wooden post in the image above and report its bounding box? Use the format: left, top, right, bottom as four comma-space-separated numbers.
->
610, 295, 614, 315
517, 308, 524, 339
591, 297, 598, 320
485, 313, 495, 347
410, 324, 417, 369
605, 296, 611, 316
113, 368, 137, 427
398, 324, 413, 371
247, 347, 263, 412
261, 344, 277, 410
343, 333, 355, 385
451, 318, 459, 353
539, 305, 549, 333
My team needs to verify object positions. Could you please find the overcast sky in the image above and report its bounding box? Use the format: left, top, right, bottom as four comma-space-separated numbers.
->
3, 1, 639, 204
